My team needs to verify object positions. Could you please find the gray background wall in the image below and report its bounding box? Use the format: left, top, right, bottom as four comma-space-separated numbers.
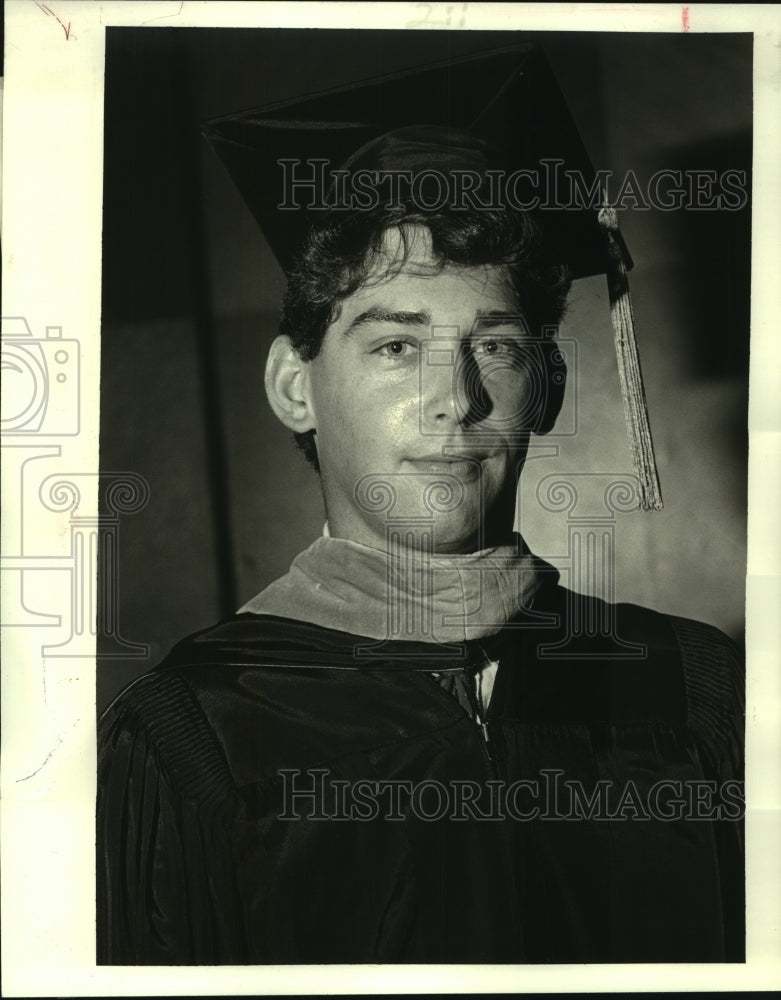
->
98, 28, 751, 711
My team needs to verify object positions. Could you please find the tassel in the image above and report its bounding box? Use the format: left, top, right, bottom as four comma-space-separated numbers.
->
598, 204, 663, 511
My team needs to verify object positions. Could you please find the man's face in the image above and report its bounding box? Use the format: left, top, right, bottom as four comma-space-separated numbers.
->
304, 226, 542, 554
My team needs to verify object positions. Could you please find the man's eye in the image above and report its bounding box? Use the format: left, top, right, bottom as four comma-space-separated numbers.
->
473, 338, 521, 356
374, 339, 417, 358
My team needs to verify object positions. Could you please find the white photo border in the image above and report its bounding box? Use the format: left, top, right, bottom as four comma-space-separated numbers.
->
2, 2, 779, 995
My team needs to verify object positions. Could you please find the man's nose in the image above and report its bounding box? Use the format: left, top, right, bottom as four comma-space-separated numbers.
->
420, 331, 489, 429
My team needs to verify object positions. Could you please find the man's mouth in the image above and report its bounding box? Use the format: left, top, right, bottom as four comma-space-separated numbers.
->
406, 454, 489, 481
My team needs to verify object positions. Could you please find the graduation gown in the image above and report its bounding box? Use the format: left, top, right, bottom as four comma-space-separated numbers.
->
97, 579, 744, 965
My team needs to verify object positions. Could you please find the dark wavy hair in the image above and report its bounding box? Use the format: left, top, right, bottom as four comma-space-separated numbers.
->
279, 204, 572, 470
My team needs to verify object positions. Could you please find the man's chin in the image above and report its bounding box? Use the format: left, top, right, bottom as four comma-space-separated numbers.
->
382, 512, 507, 556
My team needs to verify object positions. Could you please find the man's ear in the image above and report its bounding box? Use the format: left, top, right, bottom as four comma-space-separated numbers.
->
264, 335, 317, 433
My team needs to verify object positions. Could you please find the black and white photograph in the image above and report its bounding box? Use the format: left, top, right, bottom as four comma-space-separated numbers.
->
97, 23, 749, 965
2, 2, 780, 995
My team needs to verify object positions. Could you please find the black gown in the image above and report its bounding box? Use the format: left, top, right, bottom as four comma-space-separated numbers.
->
97, 583, 744, 964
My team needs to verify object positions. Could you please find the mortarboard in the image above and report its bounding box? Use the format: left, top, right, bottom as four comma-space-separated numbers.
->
204, 44, 662, 510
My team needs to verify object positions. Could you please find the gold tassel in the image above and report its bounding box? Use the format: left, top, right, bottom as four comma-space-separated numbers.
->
598, 204, 663, 511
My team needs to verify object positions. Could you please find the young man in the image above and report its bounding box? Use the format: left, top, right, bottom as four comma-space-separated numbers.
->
97, 45, 744, 965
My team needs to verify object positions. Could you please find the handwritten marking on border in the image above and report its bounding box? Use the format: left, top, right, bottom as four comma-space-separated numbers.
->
33, 1, 74, 40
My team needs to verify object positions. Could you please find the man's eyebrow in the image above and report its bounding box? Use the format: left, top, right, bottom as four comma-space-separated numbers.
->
472, 310, 529, 330
343, 308, 431, 336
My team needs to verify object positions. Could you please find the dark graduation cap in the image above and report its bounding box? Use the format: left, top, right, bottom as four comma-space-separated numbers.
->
204, 44, 662, 510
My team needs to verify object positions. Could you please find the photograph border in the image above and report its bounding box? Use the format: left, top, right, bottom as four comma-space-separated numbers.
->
2, 2, 780, 995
